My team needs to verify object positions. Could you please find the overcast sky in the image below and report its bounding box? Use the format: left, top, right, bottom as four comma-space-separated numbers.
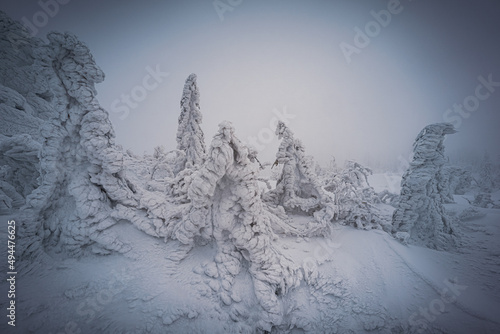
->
2, 0, 500, 170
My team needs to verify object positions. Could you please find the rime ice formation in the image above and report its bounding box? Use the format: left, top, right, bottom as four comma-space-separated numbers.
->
0, 12, 179, 268
172, 121, 301, 329
472, 193, 499, 209
458, 206, 486, 222
0, 134, 41, 214
2, 27, 133, 265
263, 122, 385, 231
324, 160, 387, 230
439, 166, 472, 203
392, 123, 457, 249
176, 73, 205, 169
478, 153, 494, 193
263, 121, 336, 226
164, 74, 206, 203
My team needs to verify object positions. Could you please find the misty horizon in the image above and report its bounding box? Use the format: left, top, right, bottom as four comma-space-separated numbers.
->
2, 0, 499, 171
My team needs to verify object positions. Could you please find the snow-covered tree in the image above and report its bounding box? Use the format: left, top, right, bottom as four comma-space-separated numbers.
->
0, 26, 177, 267
478, 152, 494, 193
323, 160, 386, 230
472, 193, 499, 209
147, 146, 187, 184
176, 73, 205, 168
0, 30, 144, 266
0, 134, 41, 213
167, 121, 300, 329
0, 165, 24, 214
263, 121, 335, 225
378, 189, 399, 206
392, 123, 457, 249
341, 160, 379, 202
439, 166, 472, 203
164, 74, 206, 201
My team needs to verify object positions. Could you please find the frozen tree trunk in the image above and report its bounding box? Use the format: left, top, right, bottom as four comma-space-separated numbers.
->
176, 73, 205, 168
392, 123, 457, 249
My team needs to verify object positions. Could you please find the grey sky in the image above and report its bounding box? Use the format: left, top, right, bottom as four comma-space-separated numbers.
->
2, 0, 499, 170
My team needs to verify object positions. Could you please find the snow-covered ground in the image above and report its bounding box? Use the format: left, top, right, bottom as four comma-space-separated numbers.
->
1, 190, 499, 333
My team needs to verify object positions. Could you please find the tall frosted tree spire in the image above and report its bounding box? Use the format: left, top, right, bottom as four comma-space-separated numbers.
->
264, 121, 334, 224
176, 73, 205, 167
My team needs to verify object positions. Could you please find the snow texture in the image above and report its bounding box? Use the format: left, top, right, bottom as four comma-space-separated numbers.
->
392, 123, 458, 249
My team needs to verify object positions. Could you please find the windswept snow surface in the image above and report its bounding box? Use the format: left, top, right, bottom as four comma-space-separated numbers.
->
1, 197, 500, 333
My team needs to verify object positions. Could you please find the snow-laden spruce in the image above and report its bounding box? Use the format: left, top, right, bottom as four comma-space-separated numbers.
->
392, 123, 457, 249
176, 73, 205, 168
439, 165, 472, 204
323, 160, 387, 230
164, 74, 207, 203
478, 152, 495, 193
263, 121, 336, 226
